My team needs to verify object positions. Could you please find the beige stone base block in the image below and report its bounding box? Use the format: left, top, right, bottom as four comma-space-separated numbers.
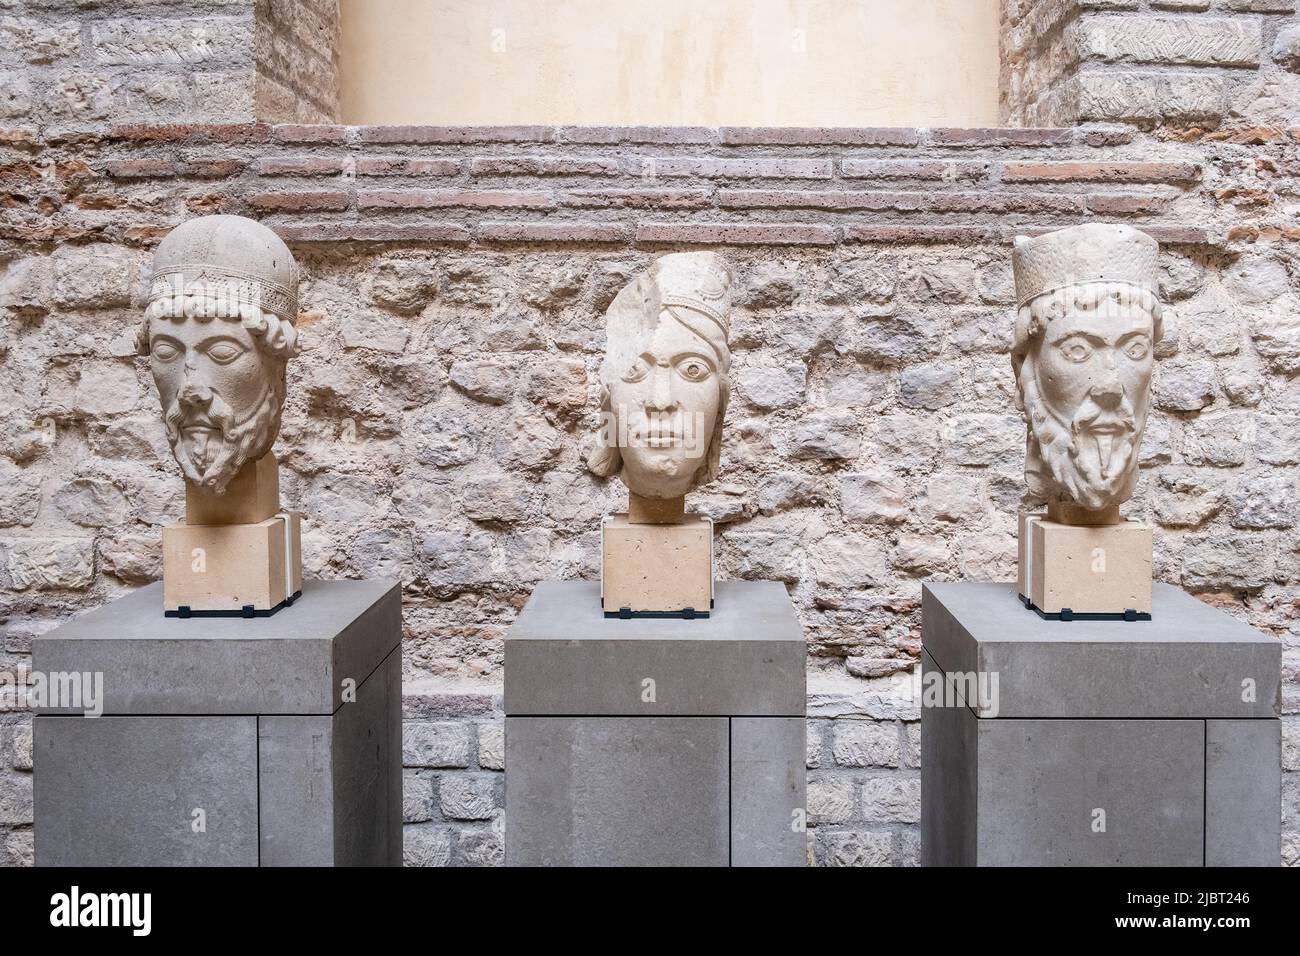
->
1018, 513, 1152, 615
601, 514, 712, 614
163, 513, 303, 613
185, 453, 281, 526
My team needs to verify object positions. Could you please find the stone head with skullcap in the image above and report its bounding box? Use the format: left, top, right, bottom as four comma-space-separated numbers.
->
138, 215, 301, 495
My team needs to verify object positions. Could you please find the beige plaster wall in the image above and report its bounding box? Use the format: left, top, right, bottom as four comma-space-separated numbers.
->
339, 0, 1000, 127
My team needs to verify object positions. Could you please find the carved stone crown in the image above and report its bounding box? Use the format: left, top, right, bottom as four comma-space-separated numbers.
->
147, 215, 299, 324
647, 251, 733, 336
1012, 223, 1159, 308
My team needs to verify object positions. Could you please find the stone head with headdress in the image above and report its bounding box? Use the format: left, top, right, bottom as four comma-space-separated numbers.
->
137, 214, 301, 495
588, 252, 733, 500
1011, 223, 1164, 516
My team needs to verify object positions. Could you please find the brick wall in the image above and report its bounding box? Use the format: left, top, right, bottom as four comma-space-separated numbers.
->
254, 0, 340, 124
0, 0, 338, 128
0, 118, 1297, 864
1002, 0, 1300, 127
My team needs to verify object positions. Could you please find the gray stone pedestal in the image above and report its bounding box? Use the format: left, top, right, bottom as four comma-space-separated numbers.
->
33, 579, 402, 866
505, 579, 806, 866
921, 582, 1281, 867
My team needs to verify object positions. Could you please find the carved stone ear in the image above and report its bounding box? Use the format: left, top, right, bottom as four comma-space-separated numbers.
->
1013, 235, 1031, 249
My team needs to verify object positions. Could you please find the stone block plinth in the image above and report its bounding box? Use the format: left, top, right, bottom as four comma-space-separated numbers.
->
921, 582, 1281, 867
33, 579, 402, 867
505, 580, 806, 866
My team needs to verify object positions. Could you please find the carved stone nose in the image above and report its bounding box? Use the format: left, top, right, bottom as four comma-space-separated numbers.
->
1089, 380, 1123, 409
179, 383, 212, 408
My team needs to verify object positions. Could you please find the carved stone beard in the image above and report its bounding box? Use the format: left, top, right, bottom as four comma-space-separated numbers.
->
162, 368, 285, 495
1019, 354, 1141, 512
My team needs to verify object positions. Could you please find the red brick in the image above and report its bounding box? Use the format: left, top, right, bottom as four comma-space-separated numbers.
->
478, 221, 629, 243
358, 188, 553, 210
106, 159, 176, 179
557, 126, 716, 144
718, 189, 907, 211
255, 157, 347, 177
929, 128, 1072, 147
925, 192, 1084, 214
636, 222, 836, 246
469, 156, 621, 177
356, 157, 461, 177
561, 188, 712, 209
845, 225, 999, 243
1086, 193, 1171, 215
1003, 161, 1201, 182
271, 124, 348, 143
249, 191, 349, 212
107, 123, 271, 144
358, 125, 554, 144
841, 159, 989, 181
720, 127, 919, 146
718, 189, 1083, 214
273, 222, 471, 243
1008, 224, 1210, 245
181, 158, 247, 179
632, 157, 831, 179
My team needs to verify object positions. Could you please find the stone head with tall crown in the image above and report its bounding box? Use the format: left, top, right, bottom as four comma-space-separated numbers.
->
1011, 223, 1164, 518
587, 252, 733, 501
137, 215, 301, 496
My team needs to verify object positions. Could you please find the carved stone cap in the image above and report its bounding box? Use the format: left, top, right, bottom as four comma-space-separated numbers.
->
147, 215, 299, 325
1012, 223, 1159, 308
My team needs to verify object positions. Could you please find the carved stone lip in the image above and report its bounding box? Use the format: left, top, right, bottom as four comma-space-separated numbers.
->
1082, 421, 1128, 435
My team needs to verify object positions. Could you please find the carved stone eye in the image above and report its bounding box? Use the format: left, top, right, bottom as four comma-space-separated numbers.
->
677, 359, 711, 383
1060, 340, 1093, 363
205, 340, 246, 365
622, 358, 650, 383
150, 340, 180, 362
1124, 338, 1150, 361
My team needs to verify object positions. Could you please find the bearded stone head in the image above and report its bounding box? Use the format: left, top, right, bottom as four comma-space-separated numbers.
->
1011, 224, 1164, 517
587, 252, 732, 500
137, 215, 301, 495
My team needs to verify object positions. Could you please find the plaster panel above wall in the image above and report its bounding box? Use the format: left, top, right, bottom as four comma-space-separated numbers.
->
337, 0, 1001, 128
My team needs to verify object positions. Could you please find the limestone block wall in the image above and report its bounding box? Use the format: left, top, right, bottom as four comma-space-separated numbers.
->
0, 0, 339, 128
0, 120, 1297, 864
1001, 0, 1300, 127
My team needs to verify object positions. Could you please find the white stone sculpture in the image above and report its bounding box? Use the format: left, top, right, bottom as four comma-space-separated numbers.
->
588, 252, 732, 508
137, 214, 301, 495
1011, 223, 1164, 522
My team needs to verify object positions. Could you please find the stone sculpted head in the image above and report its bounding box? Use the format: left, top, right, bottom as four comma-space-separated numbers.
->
1011, 223, 1164, 515
587, 252, 732, 500
137, 215, 300, 495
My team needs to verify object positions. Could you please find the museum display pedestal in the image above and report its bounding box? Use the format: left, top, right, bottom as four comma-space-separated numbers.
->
921, 581, 1281, 867
1017, 512, 1153, 618
33, 579, 402, 866
504, 579, 806, 866
600, 513, 713, 616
